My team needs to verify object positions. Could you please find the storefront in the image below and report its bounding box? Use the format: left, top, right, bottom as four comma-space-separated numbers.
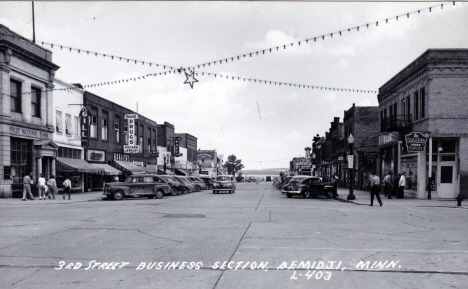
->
56, 157, 104, 193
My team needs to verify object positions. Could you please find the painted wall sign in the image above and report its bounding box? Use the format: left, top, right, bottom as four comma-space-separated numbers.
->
114, 153, 130, 162
125, 115, 139, 153
79, 108, 89, 149
87, 149, 106, 162
405, 132, 427, 152
124, 114, 139, 119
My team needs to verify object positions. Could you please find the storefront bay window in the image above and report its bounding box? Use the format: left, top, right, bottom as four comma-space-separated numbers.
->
10, 138, 33, 185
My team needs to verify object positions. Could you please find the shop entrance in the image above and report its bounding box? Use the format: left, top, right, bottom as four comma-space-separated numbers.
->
438, 163, 456, 199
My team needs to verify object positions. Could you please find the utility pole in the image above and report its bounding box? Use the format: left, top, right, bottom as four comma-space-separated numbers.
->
32, 2, 36, 43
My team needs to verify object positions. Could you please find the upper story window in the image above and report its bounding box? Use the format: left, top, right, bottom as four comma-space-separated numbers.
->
115, 115, 121, 144
147, 127, 151, 152
74, 116, 80, 136
123, 124, 128, 145
56, 111, 63, 133
31, 87, 41, 117
65, 114, 72, 135
102, 110, 108, 141
10, 79, 22, 113
90, 106, 98, 139
419, 87, 425, 119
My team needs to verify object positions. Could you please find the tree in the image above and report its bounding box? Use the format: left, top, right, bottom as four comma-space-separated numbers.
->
223, 154, 245, 177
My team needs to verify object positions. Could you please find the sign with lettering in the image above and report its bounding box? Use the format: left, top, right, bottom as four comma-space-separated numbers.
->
379, 132, 400, 147
87, 149, 106, 162
174, 137, 180, 156
133, 161, 144, 166
124, 114, 138, 119
10, 126, 48, 139
114, 153, 130, 162
123, 145, 140, 153
405, 132, 427, 152
365, 152, 380, 160
79, 108, 89, 149
347, 155, 354, 169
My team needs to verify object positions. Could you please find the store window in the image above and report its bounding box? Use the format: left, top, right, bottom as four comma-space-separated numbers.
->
123, 124, 128, 145
115, 115, 121, 144
10, 79, 22, 113
58, 147, 81, 159
56, 111, 63, 133
31, 87, 41, 117
401, 156, 417, 190
420, 87, 425, 119
65, 114, 72, 135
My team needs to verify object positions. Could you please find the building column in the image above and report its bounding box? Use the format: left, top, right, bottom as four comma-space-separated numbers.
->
417, 150, 427, 199
397, 141, 402, 173
0, 65, 11, 116
45, 84, 54, 129
36, 156, 42, 180
51, 157, 56, 177
21, 80, 32, 124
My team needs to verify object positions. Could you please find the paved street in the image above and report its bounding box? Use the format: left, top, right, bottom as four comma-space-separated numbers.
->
0, 182, 467, 289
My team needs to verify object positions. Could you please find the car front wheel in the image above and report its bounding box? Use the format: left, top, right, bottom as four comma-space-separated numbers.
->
113, 190, 124, 200
303, 190, 310, 198
171, 187, 179, 196
286, 193, 293, 198
154, 190, 164, 199
326, 191, 333, 198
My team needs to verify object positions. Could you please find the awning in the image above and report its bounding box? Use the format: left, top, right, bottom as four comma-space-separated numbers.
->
90, 163, 122, 176
56, 157, 104, 173
113, 160, 147, 175
175, 168, 190, 176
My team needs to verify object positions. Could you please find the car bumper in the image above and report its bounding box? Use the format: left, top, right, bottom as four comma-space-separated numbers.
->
282, 190, 302, 195
213, 188, 233, 191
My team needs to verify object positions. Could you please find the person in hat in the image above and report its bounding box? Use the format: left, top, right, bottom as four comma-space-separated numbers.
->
369, 172, 383, 206
383, 171, 393, 199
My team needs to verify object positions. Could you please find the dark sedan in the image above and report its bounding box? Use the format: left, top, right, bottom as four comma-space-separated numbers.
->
282, 176, 333, 199
159, 175, 186, 195
103, 174, 171, 200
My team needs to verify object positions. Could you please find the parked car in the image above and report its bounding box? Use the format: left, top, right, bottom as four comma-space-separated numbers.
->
159, 175, 186, 195
266, 176, 272, 182
103, 174, 171, 200
212, 175, 236, 194
279, 176, 294, 193
173, 176, 195, 193
188, 176, 207, 190
282, 176, 333, 199
199, 176, 214, 189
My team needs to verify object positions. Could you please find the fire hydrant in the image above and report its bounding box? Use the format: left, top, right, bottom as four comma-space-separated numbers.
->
456, 194, 463, 207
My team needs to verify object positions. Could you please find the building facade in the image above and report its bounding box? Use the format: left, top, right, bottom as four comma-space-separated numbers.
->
83, 91, 158, 189
378, 49, 468, 199
0, 25, 60, 198
174, 133, 197, 174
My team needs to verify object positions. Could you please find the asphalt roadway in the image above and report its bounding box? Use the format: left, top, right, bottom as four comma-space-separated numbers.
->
0, 183, 467, 289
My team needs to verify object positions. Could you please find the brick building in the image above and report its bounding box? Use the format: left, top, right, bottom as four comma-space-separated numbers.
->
157, 122, 175, 173
83, 91, 158, 190
174, 133, 197, 174
378, 49, 468, 199
0, 24, 59, 198
343, 104, 380, 190
329, 117, 345, 183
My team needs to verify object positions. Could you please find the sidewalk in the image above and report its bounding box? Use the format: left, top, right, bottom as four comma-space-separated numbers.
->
334, 187, 468, 209
0, 190, 105, 205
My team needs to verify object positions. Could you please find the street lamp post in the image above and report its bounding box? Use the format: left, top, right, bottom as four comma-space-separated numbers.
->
347, 133, 356, 201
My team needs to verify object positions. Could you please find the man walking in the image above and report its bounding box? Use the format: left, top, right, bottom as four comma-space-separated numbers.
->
38, 174, 46, 200
63, 176, 72, 200
47, 175, 57, 200
370, 172, 383, 206
22, 173, 34, 201
397, 172, 406, 199
383, 171, 393, 199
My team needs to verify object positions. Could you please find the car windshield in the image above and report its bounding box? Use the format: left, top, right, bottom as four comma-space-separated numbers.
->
124, 177, 133, 183
216, 176, 232, 181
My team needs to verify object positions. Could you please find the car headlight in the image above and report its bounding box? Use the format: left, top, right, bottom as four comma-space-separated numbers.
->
213, 183, 219, 187
226, 184, 232, 187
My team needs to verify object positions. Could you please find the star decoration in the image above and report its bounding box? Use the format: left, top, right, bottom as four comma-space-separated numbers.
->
184, 69, 199, 89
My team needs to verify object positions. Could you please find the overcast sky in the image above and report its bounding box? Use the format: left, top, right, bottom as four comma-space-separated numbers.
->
1, 1, 467, 170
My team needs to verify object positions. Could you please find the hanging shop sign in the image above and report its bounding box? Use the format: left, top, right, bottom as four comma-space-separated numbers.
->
124, 114, 139, 153
365, 152, 380, 160
173, 137, 181, 156
79, 108, 89, 149
347, 155, 354, 169
114, 153, 130, 162
405, 132, 427, 152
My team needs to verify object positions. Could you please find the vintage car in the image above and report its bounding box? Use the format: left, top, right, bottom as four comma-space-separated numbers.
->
159, 175, 186, 195
198, 176, 214, 189
173, 176, 195, 193
188, 176, 207, 191
103, 174, 171, 200
282, 176, 334, 199
212, 175, 236, 194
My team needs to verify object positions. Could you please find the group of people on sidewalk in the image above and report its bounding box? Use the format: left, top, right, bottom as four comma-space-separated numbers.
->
22, 173, 72, 201
369, 171, 407, 206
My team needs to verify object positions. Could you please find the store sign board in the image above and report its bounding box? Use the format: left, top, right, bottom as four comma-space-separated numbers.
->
405, 132, 427, 152
365, 152, 380, 160
87, 149, 106, 162
347, 155, 354, 169
124, 114, 139, 119
123, 145, 140, 153
174, 137, 180, 155
79, 108, 89, 149
379, 133, 400, 146
10, 126, 48, 139
114, 153, 130, 162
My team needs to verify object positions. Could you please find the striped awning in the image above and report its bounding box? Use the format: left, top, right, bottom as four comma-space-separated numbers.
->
113, 160, 147, 175
90, 163, 122, 176
56, 157, 104, 173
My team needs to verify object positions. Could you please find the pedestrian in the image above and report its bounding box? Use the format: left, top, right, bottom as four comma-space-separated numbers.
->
383, 171, 393, 199
397, 172, 406, 199
22, 173, 34, 201
63, 175, 72, 200
369, 172, 383, 206
332, 175, 339, 198
47, 175, 57, 200
38, 174, 47, 200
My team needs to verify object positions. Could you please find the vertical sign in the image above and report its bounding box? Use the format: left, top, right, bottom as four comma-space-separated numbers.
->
124, 114, 139, 153
347, 155, 354, 169
79, 108, 89, 149
174, 137, 180, 156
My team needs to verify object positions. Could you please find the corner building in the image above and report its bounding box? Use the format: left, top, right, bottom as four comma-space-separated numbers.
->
378, 49, 468, 199
0, 25, 59, 198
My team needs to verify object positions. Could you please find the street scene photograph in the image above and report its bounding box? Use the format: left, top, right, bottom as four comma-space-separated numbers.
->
0, 1, 467, 288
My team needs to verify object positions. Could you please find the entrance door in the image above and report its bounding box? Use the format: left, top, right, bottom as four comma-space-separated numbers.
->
438, 164, 456, 199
